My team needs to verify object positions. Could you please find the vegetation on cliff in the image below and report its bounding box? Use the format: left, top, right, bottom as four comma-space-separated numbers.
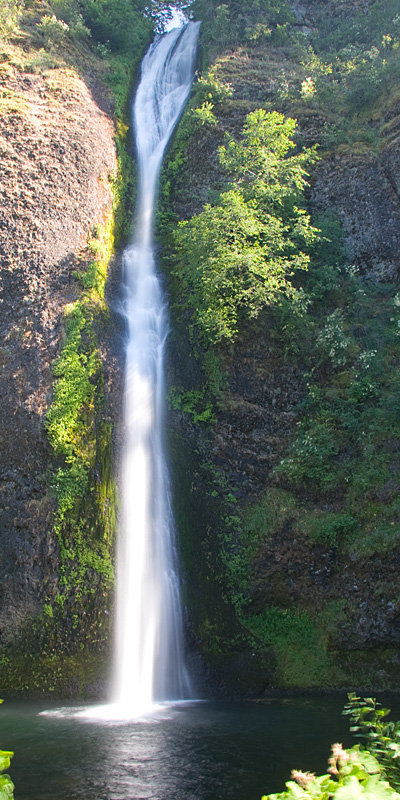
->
45, 220, 116, 594
161, 0, 400, 691
0, 0, 177, 693
173, 108, 317, 345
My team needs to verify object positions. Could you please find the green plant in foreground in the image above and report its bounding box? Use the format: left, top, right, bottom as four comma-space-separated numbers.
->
0, 702, 13, 800
0, 750, 13, 800
262, 696, 400, 799
343, 694, 400, 792
263, 744, 400, 799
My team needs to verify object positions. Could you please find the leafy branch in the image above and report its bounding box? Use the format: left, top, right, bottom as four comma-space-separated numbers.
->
343, 693, 400, 792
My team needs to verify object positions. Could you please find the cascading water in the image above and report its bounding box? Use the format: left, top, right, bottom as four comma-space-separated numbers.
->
112, 21, 200, 716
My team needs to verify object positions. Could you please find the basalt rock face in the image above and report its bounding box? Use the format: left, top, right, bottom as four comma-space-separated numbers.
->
0, 65, 117, 672
164, 1, 400, 693
310, 146, 400, 280
2, 2, 400, 698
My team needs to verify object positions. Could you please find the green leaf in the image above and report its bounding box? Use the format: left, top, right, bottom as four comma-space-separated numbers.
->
0, 754, 13, 773
0, 774, 14, 799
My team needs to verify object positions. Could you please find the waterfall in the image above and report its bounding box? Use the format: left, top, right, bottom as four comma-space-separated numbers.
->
113, 21, 200, 715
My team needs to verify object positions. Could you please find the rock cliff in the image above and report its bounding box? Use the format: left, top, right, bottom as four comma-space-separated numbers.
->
0, 48, 117, 691
2, 0, 400, 696
162, 0, 400, 692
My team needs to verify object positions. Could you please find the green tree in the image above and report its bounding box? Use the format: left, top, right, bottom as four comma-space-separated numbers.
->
172, 110, 318, 344
187, 0, 295, 46
79, 0, 150, 51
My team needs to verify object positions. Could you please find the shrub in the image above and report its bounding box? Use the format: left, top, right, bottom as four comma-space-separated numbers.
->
263, 744, 400, 800
276, 420, 339, 490
309, 512, 359, 547
263, 696, 400, 798
343, 694, 400, 792
48, 0, 90, 40
38, 14, 70, 44
0, 0, 21, 39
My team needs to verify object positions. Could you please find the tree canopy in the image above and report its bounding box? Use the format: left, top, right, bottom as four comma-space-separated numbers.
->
172, 109, 318, 344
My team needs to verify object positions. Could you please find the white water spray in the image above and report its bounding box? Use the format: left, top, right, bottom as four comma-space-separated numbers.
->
112, 21, 200, 717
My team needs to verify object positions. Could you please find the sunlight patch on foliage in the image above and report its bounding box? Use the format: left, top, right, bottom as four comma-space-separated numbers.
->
173, 109, 318, 345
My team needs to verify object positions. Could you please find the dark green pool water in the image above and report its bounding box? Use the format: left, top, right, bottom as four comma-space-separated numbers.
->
0, 696, 376, 799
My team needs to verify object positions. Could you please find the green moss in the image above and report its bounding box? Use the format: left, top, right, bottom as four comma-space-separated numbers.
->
168, 386, 215, 424
242, 488, 298, 556
168, 432, 248, 656
241, 606, 342, 688
0, 646, 110, 698
45, 217, 117, 595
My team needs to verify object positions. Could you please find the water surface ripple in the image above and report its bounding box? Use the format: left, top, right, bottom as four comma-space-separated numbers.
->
0, 698, 357, 800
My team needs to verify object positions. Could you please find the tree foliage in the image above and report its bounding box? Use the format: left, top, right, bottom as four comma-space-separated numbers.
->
78, 0, 151, 51
172, 110, 318, 344
32, 0, 179, 53
187, 0, 295, 47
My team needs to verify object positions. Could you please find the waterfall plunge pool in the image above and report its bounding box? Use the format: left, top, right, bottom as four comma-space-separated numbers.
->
0, 696, 361, 799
